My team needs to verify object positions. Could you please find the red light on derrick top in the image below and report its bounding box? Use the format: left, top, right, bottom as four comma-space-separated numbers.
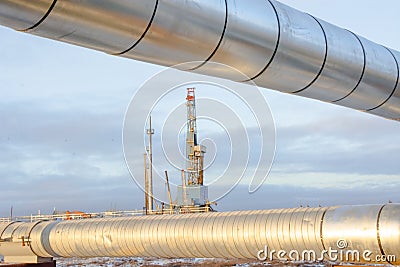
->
186, 87, 195, 101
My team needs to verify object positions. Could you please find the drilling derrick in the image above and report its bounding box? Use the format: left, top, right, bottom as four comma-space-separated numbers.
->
177, 88, 208, 207
185, 88, 205, 186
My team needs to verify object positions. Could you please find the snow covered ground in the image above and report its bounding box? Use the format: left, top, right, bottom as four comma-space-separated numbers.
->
55, 257, 328, 267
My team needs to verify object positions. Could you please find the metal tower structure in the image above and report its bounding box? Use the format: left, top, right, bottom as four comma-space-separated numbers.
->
185, 88, 206, 186
144, 116, 154, 213
176, 88, 208, 207
186, 88, 198, 185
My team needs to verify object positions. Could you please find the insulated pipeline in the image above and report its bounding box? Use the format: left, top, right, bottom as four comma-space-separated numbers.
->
0, 0, 399, 120
0, 204, 399, 264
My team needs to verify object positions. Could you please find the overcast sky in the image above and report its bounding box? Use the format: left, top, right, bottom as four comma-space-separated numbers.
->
1, 0, 400, 217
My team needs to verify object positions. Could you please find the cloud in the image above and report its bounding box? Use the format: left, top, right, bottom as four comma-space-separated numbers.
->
3, 180, 398, 217
217, 183, 400, 211
263, 90, 400, 176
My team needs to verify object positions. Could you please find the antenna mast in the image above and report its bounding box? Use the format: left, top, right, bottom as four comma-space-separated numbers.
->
144, 116, 154, 213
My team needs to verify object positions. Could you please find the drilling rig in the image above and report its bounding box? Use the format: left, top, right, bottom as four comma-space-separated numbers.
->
176, 88, 208, 207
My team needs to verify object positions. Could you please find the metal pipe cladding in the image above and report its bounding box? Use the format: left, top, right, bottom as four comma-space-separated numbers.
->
0, 204, 399, 264
0, 0, 399, 120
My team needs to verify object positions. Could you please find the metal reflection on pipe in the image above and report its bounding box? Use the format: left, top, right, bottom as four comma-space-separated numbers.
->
0, 204, 400, 264
0, 0, 400, 120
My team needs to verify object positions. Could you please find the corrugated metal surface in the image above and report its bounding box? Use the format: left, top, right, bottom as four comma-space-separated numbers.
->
0, 204, 398, 264
0, 0, 399, 120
